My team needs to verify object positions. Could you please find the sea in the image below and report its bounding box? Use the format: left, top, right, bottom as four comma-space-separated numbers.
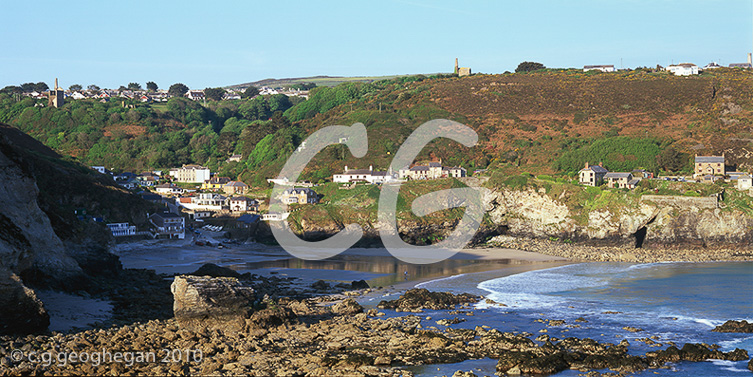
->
407, 261, 753, 376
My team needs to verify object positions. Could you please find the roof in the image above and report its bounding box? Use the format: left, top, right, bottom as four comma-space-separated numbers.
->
151, 212, 181, 219
225, 181, 248, 187
237, 214, 260, 224
695, 156, 724, 164
230, 196, 254, 202
580, 165, 608, 173
410, 166, 430, 171
427, 162, 442, 167
628, 179, 641, 186
584, 65, 614, 68
343, 169, 374, 175
208, 176, 231, 184
605, 172, 632, 179
283, 188, 316, 195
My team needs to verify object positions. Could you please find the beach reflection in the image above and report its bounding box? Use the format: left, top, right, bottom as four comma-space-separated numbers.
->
231, 254, 532, 287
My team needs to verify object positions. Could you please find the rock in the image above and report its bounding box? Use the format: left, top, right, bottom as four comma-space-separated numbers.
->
190, 263, 241, 278
311, 280, 330, 291
712, 320, 753, 333
748, 357, 753, 372
377, 289, 480, 311
351, 280, 369, 289
246, 305, 296, 329
0, 269, 49, 334
331, 299, 363, 315
451, 371, 477, 377
373, 356, 392, 365
437, 317, 466, 326
171, 275, 255, 332
622, 326, 643, 333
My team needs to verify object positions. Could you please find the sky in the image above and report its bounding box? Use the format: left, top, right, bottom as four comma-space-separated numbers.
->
1, 0, 752, 90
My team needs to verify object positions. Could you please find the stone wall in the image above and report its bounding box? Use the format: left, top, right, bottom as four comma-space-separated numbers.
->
639, 195, 718, 209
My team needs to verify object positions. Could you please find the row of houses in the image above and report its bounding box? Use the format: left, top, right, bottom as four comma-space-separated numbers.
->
583, 54, 753, 76
579, 154, 753, 192
578, 163, 646, 189
332, 162, 467, 184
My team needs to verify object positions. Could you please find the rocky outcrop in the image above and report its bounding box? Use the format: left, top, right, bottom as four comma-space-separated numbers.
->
0, 132, 84, 334
171, 275, 256, 332
486, 187, 753, 246
712, 320, 753, 333
377, 288, 480, 312
0, 269, 48, 334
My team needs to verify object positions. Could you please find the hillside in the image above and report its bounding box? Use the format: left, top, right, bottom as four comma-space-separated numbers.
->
228, 74, 419, 89
1, 68, 752, 188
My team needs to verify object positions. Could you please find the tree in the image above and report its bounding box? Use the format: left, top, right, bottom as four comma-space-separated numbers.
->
0, 86, 23, 94
241, 86, 259, 99
87, 84, 100, 92
204, 87, 226, 101
21, 82, 49, 92
69, 84, 83, 91
656, 146, 688, 172
515, 61, 546, 73
169, 83, 189, 98
146, 81, 158, 92
127, 82, 142, 91
118, 85, 127, 92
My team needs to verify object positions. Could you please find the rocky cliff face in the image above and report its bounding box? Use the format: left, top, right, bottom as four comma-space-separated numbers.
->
0, 123, 156, 334
0, 138, 83, 333
485, 187, 753, 247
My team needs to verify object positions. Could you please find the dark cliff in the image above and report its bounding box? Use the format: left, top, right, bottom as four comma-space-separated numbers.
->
0, 123, 157, 334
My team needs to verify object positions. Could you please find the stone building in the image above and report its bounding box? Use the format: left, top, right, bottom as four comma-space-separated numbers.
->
578, 162, 608, 186
694, 154, 725, 178
170, 164, 211, 183
48, 78, 64, 108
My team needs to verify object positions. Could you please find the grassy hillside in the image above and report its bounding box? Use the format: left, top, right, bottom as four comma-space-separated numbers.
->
2, 68, 752, 191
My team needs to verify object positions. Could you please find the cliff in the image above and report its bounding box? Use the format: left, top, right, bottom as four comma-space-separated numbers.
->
485, 184, 753, 247
0, 123, 157, 334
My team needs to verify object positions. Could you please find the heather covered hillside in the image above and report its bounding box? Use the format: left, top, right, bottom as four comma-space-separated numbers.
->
2, 69, 752, 186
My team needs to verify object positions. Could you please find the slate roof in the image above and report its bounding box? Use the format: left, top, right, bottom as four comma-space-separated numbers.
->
605, 172, 632, 179
695, 156, 724, 164
581, 165, 608, 173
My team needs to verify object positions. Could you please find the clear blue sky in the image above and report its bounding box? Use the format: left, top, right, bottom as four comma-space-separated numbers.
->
2, 0, 751, 90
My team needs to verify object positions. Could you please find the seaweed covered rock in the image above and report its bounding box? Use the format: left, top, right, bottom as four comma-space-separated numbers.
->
712, 320, 753, 333
377, 288, 480, 311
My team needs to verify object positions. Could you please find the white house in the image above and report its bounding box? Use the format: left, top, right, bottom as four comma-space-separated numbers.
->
738, 175, 753, 191
179, 193, 226, 211
333, 165, 396, 184
229, 196, 259, 212
106, 223, 136, 237
583, 65, 615, 73
186, 90, 205, 101
149, 212, 185, 239
155, 183, 184, 195
579, 163, 608, 186
169, 164, 211, 183
666, 63, 698, 76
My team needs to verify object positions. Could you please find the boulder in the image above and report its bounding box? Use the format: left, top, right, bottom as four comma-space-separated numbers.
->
171, 275, 255, 332
0, 268, 49, 334
377, 288, 480, 311
331, 298, 363, 315
350, 280, 369, 289
712, 320, 753, 333
311, 280, 330, 291
190, 263, 241, 278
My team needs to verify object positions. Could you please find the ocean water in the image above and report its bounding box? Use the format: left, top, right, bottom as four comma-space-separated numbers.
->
411, 262, 753, 376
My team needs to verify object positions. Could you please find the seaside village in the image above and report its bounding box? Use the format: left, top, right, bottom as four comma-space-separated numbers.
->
92, 160, 469, 241
91, 149, 753, 242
